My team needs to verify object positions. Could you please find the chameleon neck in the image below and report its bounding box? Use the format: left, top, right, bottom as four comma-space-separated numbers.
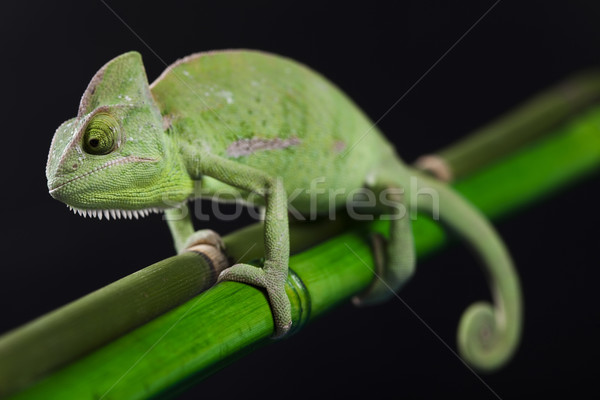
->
158, 130, 197, 206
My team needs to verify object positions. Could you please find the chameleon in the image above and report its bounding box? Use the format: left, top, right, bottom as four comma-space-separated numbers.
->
45, 50, 522, 371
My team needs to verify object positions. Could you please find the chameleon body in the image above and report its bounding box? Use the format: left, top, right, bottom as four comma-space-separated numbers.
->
46, 50, 522, 371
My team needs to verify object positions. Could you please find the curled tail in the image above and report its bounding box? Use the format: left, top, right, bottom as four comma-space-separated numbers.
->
412, 169, 523, 372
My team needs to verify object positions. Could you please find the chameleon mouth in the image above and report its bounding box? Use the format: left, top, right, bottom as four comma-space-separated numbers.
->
65, 205, 165, 220
48, 156, 157, 195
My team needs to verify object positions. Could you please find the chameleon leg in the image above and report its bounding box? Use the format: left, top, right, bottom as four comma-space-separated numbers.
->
216, 176, 292, 337
165, 206, 225, 254
411, 168, 523, 371
165, 183, 291, 337
196, 155, 293, 338
353, 178, 415, 306
165, 206, 195, 253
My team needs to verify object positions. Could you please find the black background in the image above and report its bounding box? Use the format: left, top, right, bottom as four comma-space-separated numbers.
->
1, 1, 600, 399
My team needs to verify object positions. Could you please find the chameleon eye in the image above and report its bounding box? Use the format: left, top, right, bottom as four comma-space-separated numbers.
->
82, 113, 119, 155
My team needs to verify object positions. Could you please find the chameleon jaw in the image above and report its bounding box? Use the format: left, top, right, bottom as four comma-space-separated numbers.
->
66, 205, 165, 220
48, 156, 158, 196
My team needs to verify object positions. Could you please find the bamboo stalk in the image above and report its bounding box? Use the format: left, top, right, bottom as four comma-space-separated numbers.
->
8, 101, 600, 399
0, 251, 221, 396
0, 218, 349, 398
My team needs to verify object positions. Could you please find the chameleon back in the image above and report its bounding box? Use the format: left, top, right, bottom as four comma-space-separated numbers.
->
150, 50, 400, 209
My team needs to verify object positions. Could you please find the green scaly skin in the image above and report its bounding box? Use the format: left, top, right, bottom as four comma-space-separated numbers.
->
46, 50, 522, 370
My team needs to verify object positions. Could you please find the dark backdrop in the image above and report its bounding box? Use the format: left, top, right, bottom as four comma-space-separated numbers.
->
1, 1, 599, 398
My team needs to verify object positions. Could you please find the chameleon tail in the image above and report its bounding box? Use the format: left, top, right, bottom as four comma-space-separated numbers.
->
411, 169, 523, 372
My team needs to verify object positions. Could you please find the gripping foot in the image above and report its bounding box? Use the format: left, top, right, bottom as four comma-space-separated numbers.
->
218, 261, 292, 338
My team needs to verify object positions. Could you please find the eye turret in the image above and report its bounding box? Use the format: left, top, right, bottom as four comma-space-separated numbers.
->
82, 113, 119, 155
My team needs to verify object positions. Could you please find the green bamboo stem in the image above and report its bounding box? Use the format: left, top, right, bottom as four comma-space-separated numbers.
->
0, 251, 220, 396
416, 69, 600, 180
9, 101, 600, 400
0, 218, 349, 398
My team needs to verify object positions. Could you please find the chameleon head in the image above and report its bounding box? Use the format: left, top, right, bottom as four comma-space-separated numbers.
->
46, 52, 193, 218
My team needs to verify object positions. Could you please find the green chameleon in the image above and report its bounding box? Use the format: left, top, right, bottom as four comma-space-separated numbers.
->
45, 50, 522, 371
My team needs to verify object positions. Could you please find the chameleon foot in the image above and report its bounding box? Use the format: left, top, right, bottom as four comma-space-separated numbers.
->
218, 262, 292, 338
352, 233, 391, 306
180, 229, 226, 255
181, 229, 230, 282
413, 154, 453, 182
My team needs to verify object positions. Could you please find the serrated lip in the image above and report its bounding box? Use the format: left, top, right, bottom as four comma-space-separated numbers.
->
65, 205, 165, 220
48, 155, 157, 195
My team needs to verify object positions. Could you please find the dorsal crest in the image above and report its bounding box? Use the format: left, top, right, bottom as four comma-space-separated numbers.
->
77, 51, 152, 117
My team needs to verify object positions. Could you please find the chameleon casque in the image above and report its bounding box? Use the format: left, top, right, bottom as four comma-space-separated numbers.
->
45, 50, 522, 371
